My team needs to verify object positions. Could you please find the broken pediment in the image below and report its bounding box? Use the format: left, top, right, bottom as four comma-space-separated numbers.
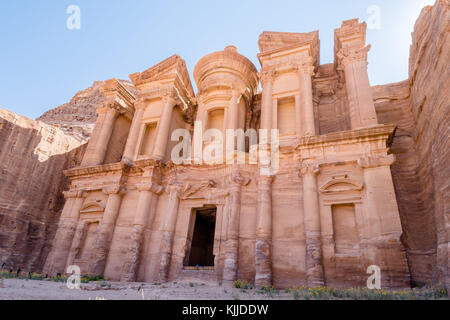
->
79, 201, 106, 214
129, 54, 195, 105
319, 178, 363, 194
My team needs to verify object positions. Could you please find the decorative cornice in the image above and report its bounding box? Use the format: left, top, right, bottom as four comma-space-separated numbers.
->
358, 154, 395, 169
63, 190, 85, 199
296, 125, 396, 150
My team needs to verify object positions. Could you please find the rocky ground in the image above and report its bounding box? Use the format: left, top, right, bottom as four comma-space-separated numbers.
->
0, 277, 448, 300
0, 278, 292, 300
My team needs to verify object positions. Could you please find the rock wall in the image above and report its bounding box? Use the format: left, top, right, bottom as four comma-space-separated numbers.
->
37, 80, 137, 140
373, 0, 449, 288
0, 109, 87, 272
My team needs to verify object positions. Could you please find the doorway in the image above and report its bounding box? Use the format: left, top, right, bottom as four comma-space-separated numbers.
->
187, 207, 217, 267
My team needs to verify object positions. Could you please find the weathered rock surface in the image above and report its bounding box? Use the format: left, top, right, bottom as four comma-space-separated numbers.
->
0, 109, 87, 272
373, 0, 449, 288
37, 80, 137, 140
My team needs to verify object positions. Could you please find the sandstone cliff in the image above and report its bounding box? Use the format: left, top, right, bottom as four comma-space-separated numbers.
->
0, 79, 136, 273
0, 109, 87, 272
373, 0, 449, 288
37, 80, 137, 140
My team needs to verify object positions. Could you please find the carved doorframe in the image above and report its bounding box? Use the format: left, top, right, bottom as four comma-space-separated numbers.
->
168, 193, 230, 281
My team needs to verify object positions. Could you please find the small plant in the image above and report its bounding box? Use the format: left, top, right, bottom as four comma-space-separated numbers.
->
189, 282, 195, 288
233, 279, 254, 290
233, 279, 243, 289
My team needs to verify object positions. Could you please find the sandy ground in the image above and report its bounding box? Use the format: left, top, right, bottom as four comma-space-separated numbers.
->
0, 278, 292, 300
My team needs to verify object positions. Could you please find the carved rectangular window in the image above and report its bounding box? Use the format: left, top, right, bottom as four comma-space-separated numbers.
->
277, 97, 296, 135
139, 122, 157, 156
332, 204, 360, 254
208, 109, 225, 131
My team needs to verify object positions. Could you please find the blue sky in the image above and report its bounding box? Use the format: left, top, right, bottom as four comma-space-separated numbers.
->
0, 0, 435, 119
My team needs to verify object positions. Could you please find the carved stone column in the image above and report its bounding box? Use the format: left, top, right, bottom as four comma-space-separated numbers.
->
223, 172, 250, 284
297, 60, 316, 137
358, 154, 409, 287
121, 182, 163, 282
301, 161, 325, 287
158, 184, 183, 282
337, 46, 378, 129
228, 91, 242, 130
122, 101, 145, 162
82, 103, 119, 167
294, 94, 302, 139
66, 220, 87, 267
89, 185, 124, 276
44, 190, 85, 275
260, 70, 275, 131
255, 174, 273, 286
153, 92, 178, 161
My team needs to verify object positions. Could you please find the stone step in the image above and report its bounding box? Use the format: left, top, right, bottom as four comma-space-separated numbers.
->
177, 268, 218, 283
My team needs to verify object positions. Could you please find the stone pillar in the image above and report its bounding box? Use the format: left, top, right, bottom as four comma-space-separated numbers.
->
122, 102, 145, 162
44, 190, 85, 275
301, 161, 325, 287
66, 220, 87, 267
294, 94, 302, 139
223, 172, 250, 284
255, 174, 273, 286
82, 104, 119, 167
121, 182, 163, 282
158, 185, 183, 282
297, 61, 316, 137
228, 91, 241, 130
89, 185, 124, 276
359, 154, 409, 287
153, 93, 178, 161
337, 46, 378, 129
260, 70, 274, 131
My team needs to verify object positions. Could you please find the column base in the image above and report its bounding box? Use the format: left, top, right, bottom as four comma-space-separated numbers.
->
255, 238, 272, 287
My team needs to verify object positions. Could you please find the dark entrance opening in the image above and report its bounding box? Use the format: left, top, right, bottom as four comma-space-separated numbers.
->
188, 207, 216, 267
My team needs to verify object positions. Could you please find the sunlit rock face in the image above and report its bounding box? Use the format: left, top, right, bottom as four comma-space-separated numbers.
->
373, 0, 449, 289
0, 108, 87, 272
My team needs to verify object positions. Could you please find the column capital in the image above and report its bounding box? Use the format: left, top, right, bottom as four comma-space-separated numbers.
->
258, 174, 274, 184
230, 88, 245, 101
63, 189, 85, 199
231, 171, 251, 186
102, 185, 125, 196
358, 154, 395, 169
296, 57, 316, 76
259, 69, 276, 88
166, 182, 190, 196
300, 160, 320, 176
136, 181, 164, 195
134, 99, 147, 111
337, 45, 371, 68
161, 90, 179, 107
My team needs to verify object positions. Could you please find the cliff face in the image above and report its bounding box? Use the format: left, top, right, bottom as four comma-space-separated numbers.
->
0, 79, 136, 273
373, 0, 449, 288
0, 109, 87, 272
37, 80, 137, 140
37, 81, 105, 140
408, 1, 449, 288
